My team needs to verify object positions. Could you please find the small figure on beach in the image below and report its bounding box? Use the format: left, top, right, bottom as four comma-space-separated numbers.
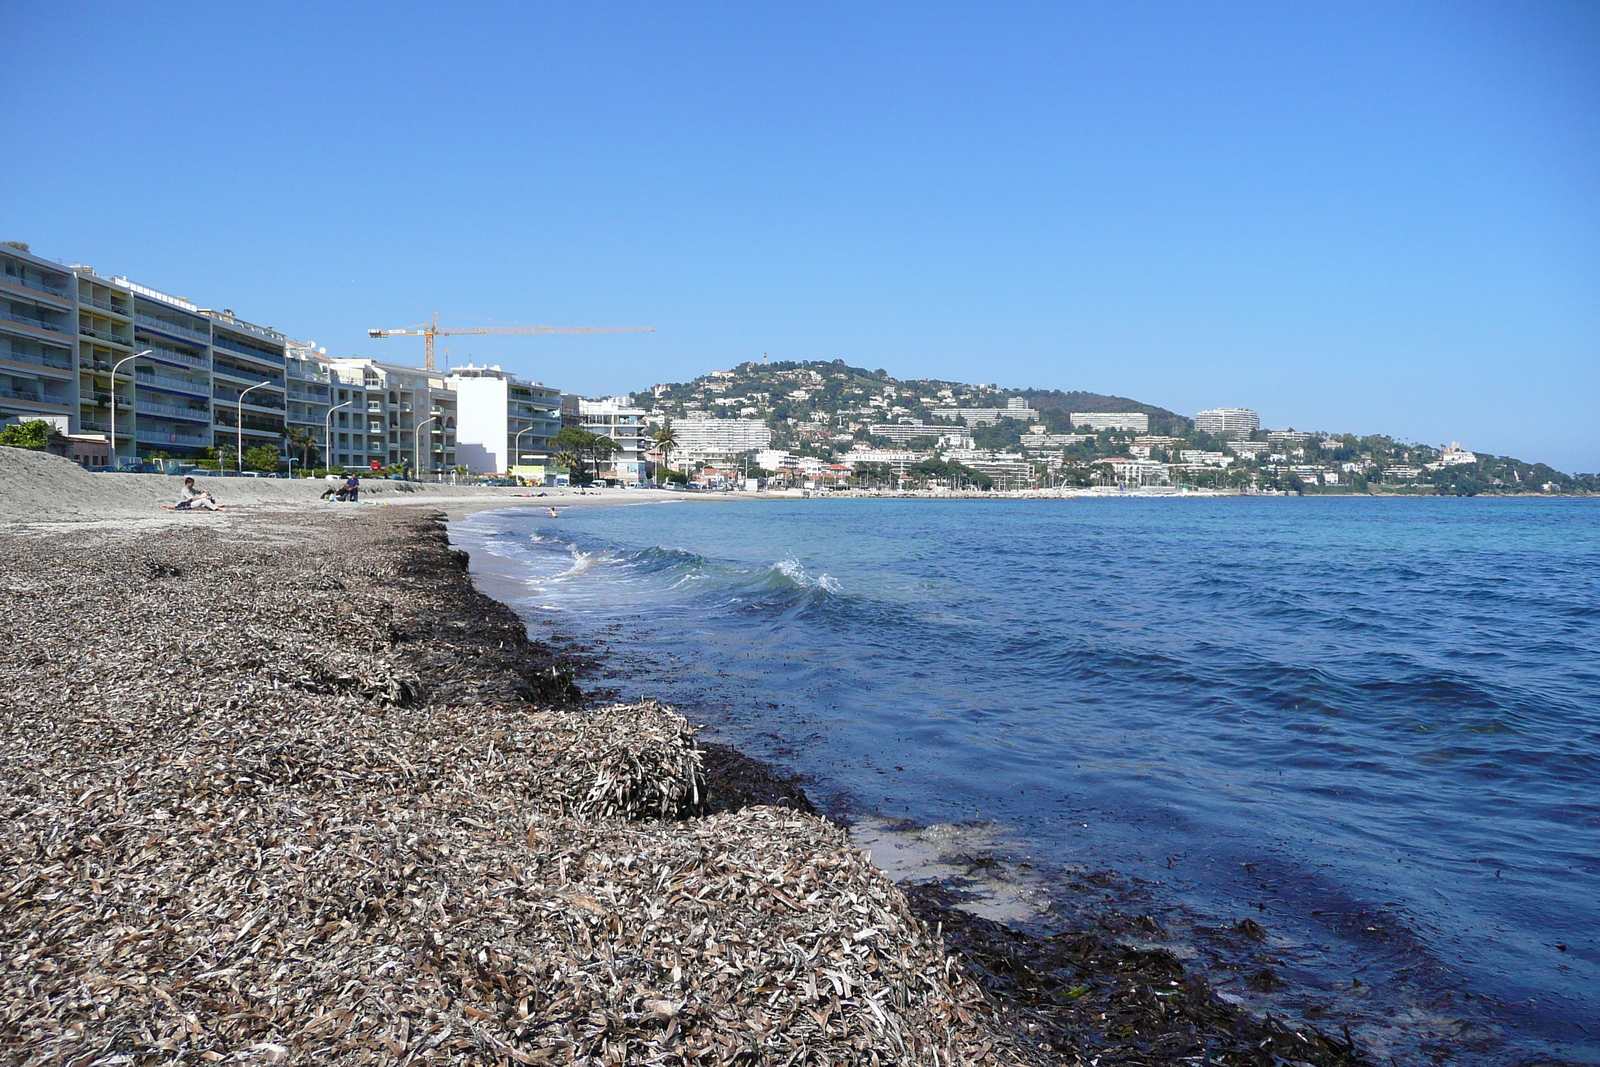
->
173, 476, 219, 511
322, 474, 361, 502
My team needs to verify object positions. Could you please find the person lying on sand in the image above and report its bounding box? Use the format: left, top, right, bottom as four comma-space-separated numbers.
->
171, 477, 219, 511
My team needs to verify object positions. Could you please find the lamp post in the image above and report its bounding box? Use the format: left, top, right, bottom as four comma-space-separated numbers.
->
414, 414, 437, 480
324, 400, 353, 473
234, 379, 274, 474
513, 425, 538, 479
108, 349, 152, 469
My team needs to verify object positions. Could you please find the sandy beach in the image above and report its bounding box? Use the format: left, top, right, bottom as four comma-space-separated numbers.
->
0, 448, 1370, 1065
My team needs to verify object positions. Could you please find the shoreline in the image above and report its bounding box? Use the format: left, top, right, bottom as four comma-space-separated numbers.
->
445, 509, 1379, 1066
0, 471, 1371, 1066
0, 504, 1041, 1064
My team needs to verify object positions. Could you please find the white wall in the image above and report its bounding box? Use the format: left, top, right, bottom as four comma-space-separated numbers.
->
451, 376, 508, 473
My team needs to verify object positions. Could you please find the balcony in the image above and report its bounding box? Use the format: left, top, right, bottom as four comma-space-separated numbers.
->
214, 412, 285, 434
135, 427, 211, 448
5, 307, 68, 333
79, 323, 134, 347
211, 335, 284, 365
212, 364, 284, 388
136, 398, 211, 422
0, 387, 72, 408
134, 312, 211, 345
136, 371, 210, 397
80, 293, 131, 317
141, 344, 209, 370
1, 272, 71, 299
0, 345, 73, 372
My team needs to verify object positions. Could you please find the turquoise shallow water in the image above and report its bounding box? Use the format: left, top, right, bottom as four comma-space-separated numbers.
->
454, 496, 1600, 1064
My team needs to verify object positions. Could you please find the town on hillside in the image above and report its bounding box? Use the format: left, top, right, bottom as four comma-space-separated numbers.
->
2, 242, 1591, 494
628, 359, 1594, 495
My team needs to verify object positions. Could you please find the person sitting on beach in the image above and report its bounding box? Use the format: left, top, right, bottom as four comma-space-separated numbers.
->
174, 477, 219, 511
336, 473, 360, 502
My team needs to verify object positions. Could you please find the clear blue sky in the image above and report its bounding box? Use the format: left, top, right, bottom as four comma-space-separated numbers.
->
8, 2, 1597, 470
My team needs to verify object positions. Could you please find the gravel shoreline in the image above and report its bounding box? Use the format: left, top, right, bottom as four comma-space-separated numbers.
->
0, 504, 1043, 1065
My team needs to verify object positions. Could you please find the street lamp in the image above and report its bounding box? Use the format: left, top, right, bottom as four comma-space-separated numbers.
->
108, 349, 152, 468
414, 414, 437, 480
235, 379, 273, 474
513, 425, 538, 479
325, 400, 354, 473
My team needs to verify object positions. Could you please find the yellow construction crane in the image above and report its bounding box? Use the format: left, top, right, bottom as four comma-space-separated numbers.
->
368, 314, 654, 371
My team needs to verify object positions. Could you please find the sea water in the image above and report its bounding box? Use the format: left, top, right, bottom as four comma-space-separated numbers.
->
452, 497, 1600, 1064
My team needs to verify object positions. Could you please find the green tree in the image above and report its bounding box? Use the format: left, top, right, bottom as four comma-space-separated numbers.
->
652, 423, 678, 483
286, 426, 321, 471
556, 425, 617, 485
0, 420, 54, 450
244, 445, 282, 473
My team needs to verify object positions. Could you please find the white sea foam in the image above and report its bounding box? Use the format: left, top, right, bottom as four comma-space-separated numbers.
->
774, 557, 842, 593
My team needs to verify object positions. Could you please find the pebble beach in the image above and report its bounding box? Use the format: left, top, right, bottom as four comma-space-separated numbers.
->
0, 448, 1372, 1066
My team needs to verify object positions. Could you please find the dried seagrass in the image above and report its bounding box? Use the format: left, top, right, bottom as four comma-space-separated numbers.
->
0, 510, 1039, 1067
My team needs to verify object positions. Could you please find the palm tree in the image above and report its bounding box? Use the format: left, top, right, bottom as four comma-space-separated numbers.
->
652, 423, 678, 484
286, 426, 320, 472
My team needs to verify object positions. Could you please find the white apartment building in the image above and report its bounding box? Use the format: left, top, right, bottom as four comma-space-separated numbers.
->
1069, 411, 1149, 433
845, 447, 929, 468
755, 449, 799, 471
326, 358, 458, 473
1437, 443, 1478, 466
1020, 428, 1092, 448
449, 365, 561, 477
576, 396, 648, 483
284, 342, 332, 463
1194, 408, 1259, 437
1099, 456, 1169, 486
929, 397, 1036, 426
669, 415, 773, 466
0, 242, 287, 465
868, 421, 935, 443
3, 243, 575, 476
1, 244, 80, 434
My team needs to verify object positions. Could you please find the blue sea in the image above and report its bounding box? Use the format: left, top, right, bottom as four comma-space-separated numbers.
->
452, 497, 1600, 1065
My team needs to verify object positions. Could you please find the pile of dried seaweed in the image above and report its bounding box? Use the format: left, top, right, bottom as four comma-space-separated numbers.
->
0, 511, 1036, 1065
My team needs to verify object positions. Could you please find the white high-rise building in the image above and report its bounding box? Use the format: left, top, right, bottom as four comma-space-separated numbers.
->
1069, 411, 1149, 433
575, 396, 648, 483
669, 415, 773, 465
1194, 408, 1259, 438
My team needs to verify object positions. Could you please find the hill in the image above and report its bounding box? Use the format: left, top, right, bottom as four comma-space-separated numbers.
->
633, 359, 1190, 443
626, 360, 1596, 494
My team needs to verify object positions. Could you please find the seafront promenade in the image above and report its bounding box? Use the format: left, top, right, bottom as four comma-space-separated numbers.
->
0, 448, 1368, 1065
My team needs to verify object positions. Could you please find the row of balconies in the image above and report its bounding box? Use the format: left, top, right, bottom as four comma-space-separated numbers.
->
135, 426, 211, 448
212, 333, 284, 365
142, 344, 209, 369
2, 270, 71, 299
136, 397, 211, 422
5, 305, 69, 333
1, 344, 73, 371
80, 292, 131, 317
136, 371, 211, 397
134, 311, 210, 345
0, 385, 73, 407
